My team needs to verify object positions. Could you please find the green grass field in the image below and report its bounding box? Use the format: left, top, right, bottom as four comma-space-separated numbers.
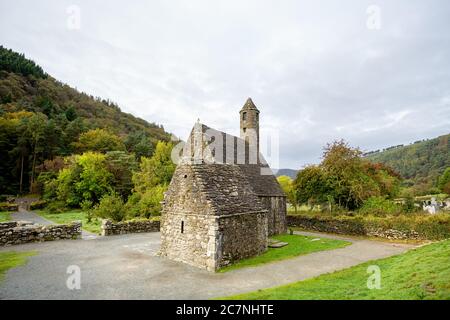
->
37, 210, 101, 234
222, 239, 450, 300
219, 234, 350, 272
0, 211, 11, 222
0, 251, 36, 282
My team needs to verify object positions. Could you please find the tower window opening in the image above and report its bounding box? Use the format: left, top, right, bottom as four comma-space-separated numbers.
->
181, 221, 184, 233
242, 112, 247, 121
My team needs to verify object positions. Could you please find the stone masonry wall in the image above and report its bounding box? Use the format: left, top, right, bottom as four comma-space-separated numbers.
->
259, 196, 287, 236
101, 219, 160, 236
0, 221, 81, 246
159, 213, 217, 271
217, 211, 268, 269
287, 215, 425, 240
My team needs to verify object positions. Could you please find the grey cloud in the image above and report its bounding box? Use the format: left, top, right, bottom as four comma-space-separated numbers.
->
1, 0, 449, 168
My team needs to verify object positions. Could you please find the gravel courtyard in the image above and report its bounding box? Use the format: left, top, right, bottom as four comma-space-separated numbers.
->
0, 231, 416, 300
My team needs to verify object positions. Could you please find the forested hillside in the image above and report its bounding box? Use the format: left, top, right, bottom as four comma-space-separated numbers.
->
365, 134, 450, 194
0, 46, 171, 194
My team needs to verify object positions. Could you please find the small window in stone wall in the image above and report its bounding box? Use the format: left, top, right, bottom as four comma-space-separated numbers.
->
181, 220, 184, 233
184, 174, 187, 178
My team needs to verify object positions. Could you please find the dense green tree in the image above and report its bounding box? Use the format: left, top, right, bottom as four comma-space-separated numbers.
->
277, 175, 299, 213
105, 151, 138, 199
438, 167, 450, 195
132, 141, 175, 192
294, 165, 330, 208
64, 106, 77, 121
73, 128, 125, 153
125, 130, 154, 160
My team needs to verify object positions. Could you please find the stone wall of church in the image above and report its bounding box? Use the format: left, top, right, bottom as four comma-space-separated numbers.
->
258, 196, 287, 236
159, 213, 217, 271
217, 212, 268, 269
159, 165, 218, 271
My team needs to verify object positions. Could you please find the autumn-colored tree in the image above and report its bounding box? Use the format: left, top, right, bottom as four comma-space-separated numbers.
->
73, 128, 125, 153
293, 140, 401, 210
277, 175, 299, 213
132, 141, 175, 193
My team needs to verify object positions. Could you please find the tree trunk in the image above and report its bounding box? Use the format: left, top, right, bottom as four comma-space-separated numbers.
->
19, 154, 24, 194
30, 146, 37, 193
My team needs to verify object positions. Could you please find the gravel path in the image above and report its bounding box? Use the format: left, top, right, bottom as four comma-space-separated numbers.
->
11, 208, 53, 225
0, 231, 417, 300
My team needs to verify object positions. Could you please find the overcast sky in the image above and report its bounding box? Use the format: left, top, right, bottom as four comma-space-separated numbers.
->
1, 0, 449, 169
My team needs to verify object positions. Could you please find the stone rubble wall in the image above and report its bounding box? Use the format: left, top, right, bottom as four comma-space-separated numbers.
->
217, 211, 268, 269
0, 203, 18, 211
287, 215, 423, 240
259, 196, 287, 236
101, 219, 160, 236
0, 221, 82, 246
159, 213, 216, 271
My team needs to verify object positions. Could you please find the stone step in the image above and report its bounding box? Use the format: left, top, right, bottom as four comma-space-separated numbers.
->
268, 241, 288, 248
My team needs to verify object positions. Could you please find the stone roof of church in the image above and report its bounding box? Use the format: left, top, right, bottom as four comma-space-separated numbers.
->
190, 164, 267, 215
180, 123, 285, 197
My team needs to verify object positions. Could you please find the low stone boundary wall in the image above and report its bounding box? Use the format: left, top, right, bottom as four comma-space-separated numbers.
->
0, 203, 18, 211
0, 221, 82, 246
287, 214, 449, 240
101, 219, 160, 236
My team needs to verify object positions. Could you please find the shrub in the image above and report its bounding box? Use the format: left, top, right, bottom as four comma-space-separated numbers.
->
358, 196, 402, 216
126, 185, 166, 219
45, 201, 68, 214
402, 195, 418, 213
29, 200, 47, 210
92, 193, 125, 222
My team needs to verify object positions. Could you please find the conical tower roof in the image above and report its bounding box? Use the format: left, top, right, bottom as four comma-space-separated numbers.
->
241, 97, 259, 112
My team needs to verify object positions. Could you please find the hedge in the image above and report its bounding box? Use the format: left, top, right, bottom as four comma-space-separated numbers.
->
29, 200, 47, 210
287, 212, 450, 240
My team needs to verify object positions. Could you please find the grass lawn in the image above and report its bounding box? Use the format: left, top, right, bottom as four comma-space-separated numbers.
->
219, 234, 350, 273
0, 251, 36, 282
37, 210, 101, 234
0, 211, 11, 222
222, 239, 450, 300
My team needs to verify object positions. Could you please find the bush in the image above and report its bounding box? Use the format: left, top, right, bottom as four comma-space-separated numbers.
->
402, 195, 418, 213
45, 201, 68, 214
92, 193, 125, 222
126, 185, 166, 219
358, 196, 402, 216
29, 200, 47, 210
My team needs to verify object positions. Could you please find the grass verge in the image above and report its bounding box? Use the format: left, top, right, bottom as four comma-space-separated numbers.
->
0, 211, 11, 222
219, 234, 350, 273
0, 251, 37, 282
37, 210, 101, 234
221, 239, 450, 300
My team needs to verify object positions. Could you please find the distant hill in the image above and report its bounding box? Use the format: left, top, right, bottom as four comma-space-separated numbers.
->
0, 45, 170, 142
0, 45, 171, 194
365, 134, 450, 191
274, 168, 298, 179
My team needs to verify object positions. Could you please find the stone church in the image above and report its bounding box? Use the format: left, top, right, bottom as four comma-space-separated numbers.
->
159, 98, 287, 271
